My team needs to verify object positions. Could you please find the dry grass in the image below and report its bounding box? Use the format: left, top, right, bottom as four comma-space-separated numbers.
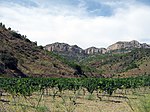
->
0, 88, 150, 112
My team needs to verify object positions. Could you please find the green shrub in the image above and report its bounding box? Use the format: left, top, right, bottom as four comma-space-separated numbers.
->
126, 63, 138, 71
0, 22, 2, 26
8, 27, 11, 30
0, 62, 5, 73
38, 45, 44, 50
11, 31, 22, 39
0, 51, 18, 70
25, 38, 31, 43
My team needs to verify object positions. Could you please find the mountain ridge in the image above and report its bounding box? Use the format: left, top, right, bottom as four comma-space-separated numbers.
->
1, 22, 150, 78
45, 40, 150, 55
44, 41, 150, 78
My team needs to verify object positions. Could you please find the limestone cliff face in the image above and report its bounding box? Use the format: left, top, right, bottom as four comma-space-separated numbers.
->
107, 40, 150, 51
85, 47, 106, 54
45, 42, 84, 54
45, 40, 150, 56
45, 43, 107, 55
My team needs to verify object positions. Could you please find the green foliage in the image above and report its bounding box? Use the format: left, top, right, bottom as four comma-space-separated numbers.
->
126, 93, 150, 112
36, 106, 49, 112
2, 24, 5, 28
47, 51, 85, 76
73, 65, 84, 76
8, 27, 11, 30
126, 62, 138, 71
0, 62, 5, 74
38, 46, 44, 50
0, 51, 18, 70
25, 38, 31, 43
0, 22, 6, 29
0, 76, 149, 97
11, 31, 22, 39
10, 31, 31, 43
79, 48, 150, 75
82, 78, 99, 94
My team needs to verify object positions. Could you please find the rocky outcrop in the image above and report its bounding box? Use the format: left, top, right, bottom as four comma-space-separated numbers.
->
45, 40, 150, 55
45, 43, 107, 55
45, 42, 84, 54
85, 47, 106, 55
141, 43, 150, 48
107, 40, 150, 52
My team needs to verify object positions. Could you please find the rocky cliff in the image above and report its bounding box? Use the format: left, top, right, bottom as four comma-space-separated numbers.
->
45, 40, 150, 55
45, 42, 86, 60
107, 40, 150, 51
85, 47, 107, 55
45, 43, 107, 55
45, 42, 84, 54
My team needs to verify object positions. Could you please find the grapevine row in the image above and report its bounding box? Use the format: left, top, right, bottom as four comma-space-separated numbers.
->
0, 76, 150, 96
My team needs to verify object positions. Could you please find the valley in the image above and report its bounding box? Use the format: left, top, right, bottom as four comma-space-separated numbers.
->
0, 23, 150, 112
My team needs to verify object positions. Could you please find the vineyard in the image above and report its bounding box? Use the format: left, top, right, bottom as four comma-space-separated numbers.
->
0, 76, 150, 112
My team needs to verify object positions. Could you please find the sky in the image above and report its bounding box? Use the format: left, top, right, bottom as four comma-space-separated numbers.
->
0, 0, 150, 49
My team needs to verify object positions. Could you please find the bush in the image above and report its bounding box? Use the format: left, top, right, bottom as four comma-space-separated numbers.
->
2, 25, 5, 28
38, 45, 44, 50
74, 65, 84, 76
11, 31, 22, 39
0, 51, 18, 70
126, 63, 138, 71
25, 38, 31, 43
8, 27, 11, 30
0, 62, 5, 74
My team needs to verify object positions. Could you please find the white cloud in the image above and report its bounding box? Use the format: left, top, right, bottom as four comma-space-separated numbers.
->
0, 1, 150, 49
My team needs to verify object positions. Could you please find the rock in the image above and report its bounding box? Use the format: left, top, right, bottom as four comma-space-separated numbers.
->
45, 40, 150, 55
107, 40, 150, 51
45, 43, 107, 55
141, 43, 150, 48
45, 42, 84, 54
85, 47, 106, 54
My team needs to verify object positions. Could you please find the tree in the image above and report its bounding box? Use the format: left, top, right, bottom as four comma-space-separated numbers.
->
0, 62, 5, 74
0, 51, 18, 70
11, 31, 22, 38
8, 27, 11, 30
2, 24, 5, 28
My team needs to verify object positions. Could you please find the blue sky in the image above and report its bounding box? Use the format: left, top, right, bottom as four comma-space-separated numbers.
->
0, 0, 150, 48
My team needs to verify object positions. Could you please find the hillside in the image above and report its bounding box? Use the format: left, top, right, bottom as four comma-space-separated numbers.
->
45, 42, 150, 78
0, 23, 76, 78
80, 48, 150, 77
1, 23, 150, 78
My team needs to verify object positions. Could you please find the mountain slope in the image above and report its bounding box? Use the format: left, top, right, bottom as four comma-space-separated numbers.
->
1, 22, 150, 78
0, 23, 75, 77
80, 48, 150, 77
45, 41, 150, 78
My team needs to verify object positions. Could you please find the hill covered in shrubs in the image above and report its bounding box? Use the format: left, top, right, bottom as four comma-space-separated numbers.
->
0, 23, 77, 78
